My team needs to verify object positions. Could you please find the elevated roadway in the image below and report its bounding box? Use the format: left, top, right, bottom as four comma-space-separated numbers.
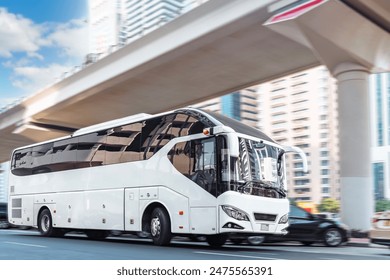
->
0, 0, 389, 230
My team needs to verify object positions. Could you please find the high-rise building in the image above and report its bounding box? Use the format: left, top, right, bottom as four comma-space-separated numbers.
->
0, 162, 8, 203
194, 86, 259, 128
370, 73, 390, 201
257, 66, 340, 206
88, 0, 208, 54
88, 0, 125, 54
123, 0, 187, 42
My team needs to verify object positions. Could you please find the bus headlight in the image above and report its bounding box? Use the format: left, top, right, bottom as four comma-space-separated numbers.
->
278, 214, 288, 224
221, 205, 249, 221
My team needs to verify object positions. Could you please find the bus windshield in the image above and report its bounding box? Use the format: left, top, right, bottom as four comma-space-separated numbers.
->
228, 138, 286, 198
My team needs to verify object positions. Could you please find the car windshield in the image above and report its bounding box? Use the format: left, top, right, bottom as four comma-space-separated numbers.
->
229, 138, 286, 198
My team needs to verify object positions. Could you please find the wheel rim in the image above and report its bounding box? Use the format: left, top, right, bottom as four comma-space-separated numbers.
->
325, 229, 342, 246
151, 217, 161, 237
41, 214, 50, 233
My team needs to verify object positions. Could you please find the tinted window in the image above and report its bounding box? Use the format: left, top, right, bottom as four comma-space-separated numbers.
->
105, 122, 143, 164
11, 148, 32, 175
76, 131, 106, 168
290, 205, 311, 219
170, 113, 206, 137
141, 114, 175, 160
11, 112, 210, 176
52, 138, 78, 172
169, 141, 191, 176
31, 143, 54, 174
170, 137, 217, 196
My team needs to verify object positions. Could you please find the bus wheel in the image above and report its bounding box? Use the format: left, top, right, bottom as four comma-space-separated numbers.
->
38, 209, 64, 237
38, 209, 54, 237
150, 207, 172, 246
206, 234, 227, 247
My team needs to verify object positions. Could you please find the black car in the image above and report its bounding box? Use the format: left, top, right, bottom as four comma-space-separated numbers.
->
0, 202, 10, 229
261, 204, 349, 247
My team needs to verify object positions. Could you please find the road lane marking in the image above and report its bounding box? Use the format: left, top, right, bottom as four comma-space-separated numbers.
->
194, 251, 283, 260
4, 241, 47, 248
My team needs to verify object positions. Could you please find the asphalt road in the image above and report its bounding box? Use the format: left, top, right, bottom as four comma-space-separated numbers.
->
1, 229, 389, 260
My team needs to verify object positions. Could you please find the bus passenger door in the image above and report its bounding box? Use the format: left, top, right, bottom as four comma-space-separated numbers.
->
124, 188, 140, 232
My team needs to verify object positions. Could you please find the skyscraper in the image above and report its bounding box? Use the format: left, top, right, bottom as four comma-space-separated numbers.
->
258, 66, 340, 207
88, 0, 205, 54
88, 0, 125, 54
123, 0, 188, 42
0, 162, 8, 202
194, 86, 259, 128
370, 73, 390, 201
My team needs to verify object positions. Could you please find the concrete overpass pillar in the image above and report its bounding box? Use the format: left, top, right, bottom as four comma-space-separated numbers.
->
333, 62, 374, 231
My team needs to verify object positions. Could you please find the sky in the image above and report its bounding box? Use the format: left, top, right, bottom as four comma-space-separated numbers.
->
0, 0, 88, 107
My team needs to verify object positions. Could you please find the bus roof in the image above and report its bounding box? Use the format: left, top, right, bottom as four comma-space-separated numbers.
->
200, 110, 276, 144
12, 108, 276, 151
72, 113, 151, 136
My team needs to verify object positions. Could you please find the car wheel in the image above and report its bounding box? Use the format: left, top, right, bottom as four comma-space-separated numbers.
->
247, 235, 266, 245
150, 207, 172, 246
0, 221, 10, 229
323, 228, 343, 247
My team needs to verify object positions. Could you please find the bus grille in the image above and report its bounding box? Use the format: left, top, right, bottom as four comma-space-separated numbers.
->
12, 209, 22, 218
254, 213, 277, 222
11, 198, 22, 218
12, 198, 22, 208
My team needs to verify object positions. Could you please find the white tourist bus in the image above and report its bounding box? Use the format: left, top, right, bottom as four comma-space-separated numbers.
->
8, 108, 305, 246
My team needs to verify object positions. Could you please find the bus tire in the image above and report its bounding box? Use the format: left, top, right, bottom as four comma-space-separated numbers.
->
38, 208, 63, 237
206, 234, 227, 247
150, 207, 172, 246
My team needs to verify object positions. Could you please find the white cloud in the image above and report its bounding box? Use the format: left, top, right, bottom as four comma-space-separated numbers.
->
0, 8, 49, 58
0, 8, 88, 60
48, 19, 88, 60
0, 9, 89, 96
10, 64, 71, 92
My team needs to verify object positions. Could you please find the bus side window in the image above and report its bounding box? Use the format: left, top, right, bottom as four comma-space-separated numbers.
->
170, 114, 206, 137
169, 141, 191, 177
31, 143, 54, 174
169, 138, 219, 192
105, 122, 143, 164
11, 148, 32, 176
189, 138, 217, 196
52, 138, 78, 172
76, 132, 106, 168
141, 115, 175, 160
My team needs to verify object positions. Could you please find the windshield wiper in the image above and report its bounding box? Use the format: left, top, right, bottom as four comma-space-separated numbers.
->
236, 180, 286, 198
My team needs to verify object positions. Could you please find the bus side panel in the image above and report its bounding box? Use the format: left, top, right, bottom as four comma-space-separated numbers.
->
156, 186, 189, 234
190, 207, 217, 234
124, 188, 140, 232
8, 195, 34, 227
54, 192, 85, 229
83, 189, 124, 230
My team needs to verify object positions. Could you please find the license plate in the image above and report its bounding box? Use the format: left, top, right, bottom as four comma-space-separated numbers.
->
261, 224, 269, 231
384, 220, 390, 226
